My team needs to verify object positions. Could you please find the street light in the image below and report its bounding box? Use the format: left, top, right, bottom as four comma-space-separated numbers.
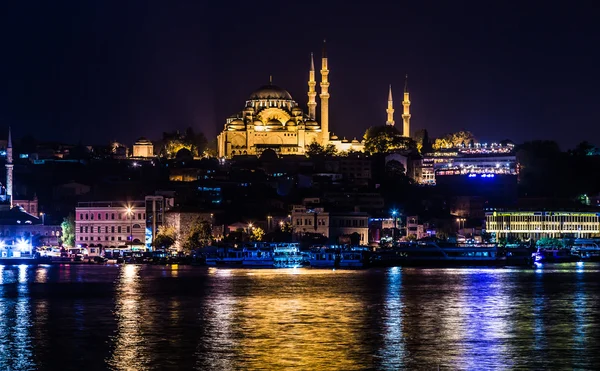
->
456, 217, 466, 232
125, 206, 133, 248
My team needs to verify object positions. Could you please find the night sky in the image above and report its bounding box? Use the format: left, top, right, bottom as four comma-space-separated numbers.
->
0, 1, 598, 149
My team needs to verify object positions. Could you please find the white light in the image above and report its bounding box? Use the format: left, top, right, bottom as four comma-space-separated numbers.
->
16, 238, 30, 251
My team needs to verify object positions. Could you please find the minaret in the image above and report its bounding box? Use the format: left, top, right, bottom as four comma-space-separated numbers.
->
6, 127, 13, 207
319, 40, 330, 144
386, 84, 395, 126
402, 74, 411, 138
307, 53, 317, 120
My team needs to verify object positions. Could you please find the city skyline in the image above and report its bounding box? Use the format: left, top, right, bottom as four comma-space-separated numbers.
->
0, 1, 598, 149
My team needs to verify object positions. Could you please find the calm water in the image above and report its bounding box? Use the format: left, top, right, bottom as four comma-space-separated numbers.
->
0, 263, 599, 370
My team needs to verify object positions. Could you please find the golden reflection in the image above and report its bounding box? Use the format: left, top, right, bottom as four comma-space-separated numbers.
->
35, 266, 48, 283
199, 269, 369, 370
107, 264, 147, 370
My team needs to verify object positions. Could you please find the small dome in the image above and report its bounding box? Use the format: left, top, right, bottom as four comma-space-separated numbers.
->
291, 107, 303, 115
305, 120, 318, 126
352, 138, 359, 143
330, 135, 339, 140
266, 119, 283, 129
253, 119, 263, 126
286, 119, 296, 126
228, 119, 245, 130
249, 84, 293, 100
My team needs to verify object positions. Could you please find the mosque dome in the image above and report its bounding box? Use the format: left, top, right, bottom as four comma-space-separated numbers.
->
266, 119, 283, 129
330, 134, 339, 140
249, 84, 293, 100
305, 120, 318, 126
352, 138, 359, 143
291, 106, 303, 116
286, 119, 297, 126
253, 119, 263, 126
228, 119, 245, 129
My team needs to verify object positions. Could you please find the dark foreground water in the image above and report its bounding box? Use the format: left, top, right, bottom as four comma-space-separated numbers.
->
1, 263, 599, 370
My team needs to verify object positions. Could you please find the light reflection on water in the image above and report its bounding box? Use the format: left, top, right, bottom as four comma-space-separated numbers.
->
0, 264, 598, 370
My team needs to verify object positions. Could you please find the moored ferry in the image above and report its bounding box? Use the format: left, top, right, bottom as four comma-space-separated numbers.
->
570, 239, 600, 261
532, 248, 579, 263
308, 246, 368, 268
372, 241, 502, 267
205, 243, 307, 268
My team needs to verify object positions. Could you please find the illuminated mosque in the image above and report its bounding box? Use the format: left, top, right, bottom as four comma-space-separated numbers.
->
217, 41, 412, 158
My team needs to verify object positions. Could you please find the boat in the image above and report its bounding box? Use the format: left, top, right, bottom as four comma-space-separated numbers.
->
271, 243, 306, 268
204, 243, 308, 268
371, 241, 503, 267
501, 246, 535, 266
205, 247, 244, 266
532, 248, 579, 263
570, 239, 600, 261
308, 246, 367, 268
242, 245, 274, 268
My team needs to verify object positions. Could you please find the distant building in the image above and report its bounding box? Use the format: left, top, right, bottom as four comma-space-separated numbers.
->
291, 199, 369, 245
415, 143, 517, 185
132, 138, 154, 158
217, 43, 366, 158
0, 206, 61, 256
485, 211, 600, 240
75, 201, 146, 250
13, 196, 38, 216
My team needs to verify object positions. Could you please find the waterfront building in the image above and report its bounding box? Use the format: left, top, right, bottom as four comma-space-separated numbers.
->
75, 201, 146, 250
291, 199, 369, 244
485, 211, 600, 240
217, 42, 364, 158
0, 206, 61, 256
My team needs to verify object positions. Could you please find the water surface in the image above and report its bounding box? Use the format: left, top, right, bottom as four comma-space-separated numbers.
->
0, 263, 598, 370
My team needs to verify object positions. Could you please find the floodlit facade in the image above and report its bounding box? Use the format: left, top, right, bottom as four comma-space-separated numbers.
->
416, 143, 517, 185
485, 211, 600, 240
217, 42, 364, 158
75, 201, 146, 250
132, 138, 154, 157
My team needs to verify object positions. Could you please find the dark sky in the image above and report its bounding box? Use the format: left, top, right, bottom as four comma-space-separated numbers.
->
0, 1, 598, 149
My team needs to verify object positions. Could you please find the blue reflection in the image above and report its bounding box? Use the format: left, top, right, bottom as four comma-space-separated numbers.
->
379, 267, 405, 368
0, 265, 36, 370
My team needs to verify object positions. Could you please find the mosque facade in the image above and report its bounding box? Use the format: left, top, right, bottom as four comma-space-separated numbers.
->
217, 42, 411, 158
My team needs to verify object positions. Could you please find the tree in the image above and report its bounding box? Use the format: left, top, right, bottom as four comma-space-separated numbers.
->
413, 129, 432, 154
385, 159, 406, 178
60, 214, 76, 247
536, 237, 564, 248
153, 225, 176, 249
349, 232, 361, 246
183, 219, 213, 251
570, 141, 595, 157
432, 130, 476, 150
306, 141, 337, 158
159, 127, 208, 159
363, 126, 416, 154
250, 227, 265, 241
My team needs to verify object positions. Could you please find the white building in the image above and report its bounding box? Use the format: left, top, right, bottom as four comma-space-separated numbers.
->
486, 211, 600, 240
132, 138, 154, 158
75, 201, 146, 251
